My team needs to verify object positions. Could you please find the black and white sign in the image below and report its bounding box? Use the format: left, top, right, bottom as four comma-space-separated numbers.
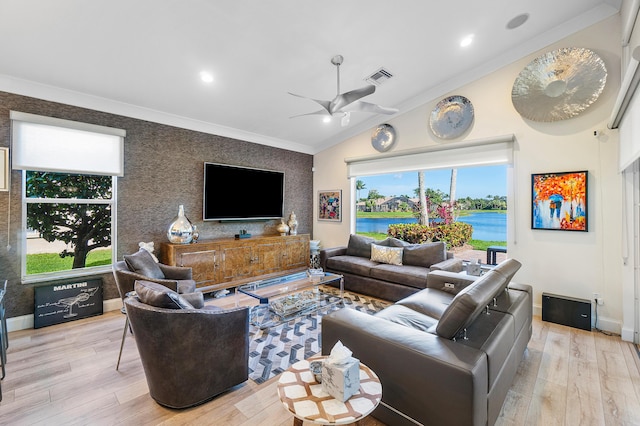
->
34, 278, 103, 328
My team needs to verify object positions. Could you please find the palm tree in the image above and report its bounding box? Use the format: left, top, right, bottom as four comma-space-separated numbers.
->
356, 179, 366, 201
418, 171, 428, 225
449, 169, 457, 204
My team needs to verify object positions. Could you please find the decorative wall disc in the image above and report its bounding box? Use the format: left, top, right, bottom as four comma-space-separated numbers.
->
429, 95, 474, 139
371, 123, 397, 152
511, 47, 607, 122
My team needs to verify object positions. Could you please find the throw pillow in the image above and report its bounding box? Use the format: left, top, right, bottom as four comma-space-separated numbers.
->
346, 234, 375, 257
138, 241, 159, 262
124, 249, 165, 279
134, 280, 194, 309
371, 244, 404, 265
403, 242, 446, 268
385, 237, 410, 247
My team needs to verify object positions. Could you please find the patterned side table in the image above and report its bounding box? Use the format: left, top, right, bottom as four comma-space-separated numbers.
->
277, 356, 382, 425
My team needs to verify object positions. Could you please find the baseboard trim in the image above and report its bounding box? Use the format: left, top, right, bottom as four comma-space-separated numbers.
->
7, 297, 122, 332
621, 326, 636, 343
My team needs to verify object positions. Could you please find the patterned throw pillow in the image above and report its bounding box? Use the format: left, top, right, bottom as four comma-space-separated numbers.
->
370, 244, 404, 265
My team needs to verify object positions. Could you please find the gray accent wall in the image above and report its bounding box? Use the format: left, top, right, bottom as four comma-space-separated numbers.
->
0, 91, 313, 318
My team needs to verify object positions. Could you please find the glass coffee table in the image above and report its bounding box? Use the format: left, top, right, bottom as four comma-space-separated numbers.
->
236, 271, 344, 328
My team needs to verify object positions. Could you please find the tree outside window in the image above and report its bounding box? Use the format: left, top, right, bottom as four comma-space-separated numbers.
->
24, 171, 115, 277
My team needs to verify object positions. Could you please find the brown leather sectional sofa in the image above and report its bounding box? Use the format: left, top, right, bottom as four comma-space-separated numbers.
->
320, 234, 464, 301
322, 258, 531, 426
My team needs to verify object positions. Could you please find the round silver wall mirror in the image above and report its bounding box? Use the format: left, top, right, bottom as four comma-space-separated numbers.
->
371, 123, 397, 152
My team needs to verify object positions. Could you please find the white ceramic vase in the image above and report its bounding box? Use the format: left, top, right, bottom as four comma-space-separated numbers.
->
287, 211, 298, 235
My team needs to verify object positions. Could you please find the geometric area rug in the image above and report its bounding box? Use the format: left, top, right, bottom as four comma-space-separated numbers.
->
248, 288, 391, 384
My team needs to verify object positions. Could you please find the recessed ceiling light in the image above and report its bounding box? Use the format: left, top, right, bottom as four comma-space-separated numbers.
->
323, 116, 331, 123
200, 71, 214, 83
460, 34, 474, 47
507, 13, 529, 30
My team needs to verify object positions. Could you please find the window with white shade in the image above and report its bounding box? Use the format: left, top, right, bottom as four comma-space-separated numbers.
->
10, 111, 125, 282
349, 136, 515, 260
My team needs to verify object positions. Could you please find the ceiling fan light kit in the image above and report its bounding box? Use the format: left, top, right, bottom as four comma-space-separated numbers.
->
289, 54, 398, 126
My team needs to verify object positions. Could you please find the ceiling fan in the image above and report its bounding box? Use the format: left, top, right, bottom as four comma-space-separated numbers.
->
289, 54, 398, 126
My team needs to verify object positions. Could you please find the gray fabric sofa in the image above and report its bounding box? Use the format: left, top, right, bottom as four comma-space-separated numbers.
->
320, 234, 463, 301
322, 258, 531, 426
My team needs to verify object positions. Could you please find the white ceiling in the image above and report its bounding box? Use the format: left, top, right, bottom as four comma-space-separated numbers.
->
0, 0, 622, 154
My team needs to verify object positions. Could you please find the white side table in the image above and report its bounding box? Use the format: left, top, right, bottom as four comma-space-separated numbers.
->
277, 356, 382, 425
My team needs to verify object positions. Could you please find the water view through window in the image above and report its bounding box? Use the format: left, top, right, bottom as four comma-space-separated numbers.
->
356, 165, 507, 243
356, 212, 507, 241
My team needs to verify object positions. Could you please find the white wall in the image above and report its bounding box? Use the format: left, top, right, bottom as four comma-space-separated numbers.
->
313, 15, 626, 333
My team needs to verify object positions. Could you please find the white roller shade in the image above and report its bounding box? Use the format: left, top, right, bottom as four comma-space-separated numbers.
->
11, 111, 126, 176
346, 135, 515, 178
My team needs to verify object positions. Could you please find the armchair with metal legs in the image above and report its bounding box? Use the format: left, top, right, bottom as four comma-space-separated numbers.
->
112, 249, 200, 370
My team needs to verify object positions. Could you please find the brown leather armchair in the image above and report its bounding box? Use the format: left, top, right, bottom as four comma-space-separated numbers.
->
124, 281, 249, 409
112, 249, 201, 370
112, 249, 197, 303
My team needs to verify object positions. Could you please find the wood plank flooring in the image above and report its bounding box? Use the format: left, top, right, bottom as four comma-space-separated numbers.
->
1, 297, 639, 425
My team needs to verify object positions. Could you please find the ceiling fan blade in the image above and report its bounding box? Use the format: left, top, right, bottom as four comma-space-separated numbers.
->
289, 109, 329, 119
288, 92, 332, 113
330, 85, 376, 113
344, 100, 399, 115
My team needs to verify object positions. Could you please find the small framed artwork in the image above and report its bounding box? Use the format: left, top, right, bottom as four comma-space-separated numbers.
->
318, 190, 342, 222
532, 170, 587, 231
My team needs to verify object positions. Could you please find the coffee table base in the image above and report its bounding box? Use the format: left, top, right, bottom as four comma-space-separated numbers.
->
249, 289, 343, 329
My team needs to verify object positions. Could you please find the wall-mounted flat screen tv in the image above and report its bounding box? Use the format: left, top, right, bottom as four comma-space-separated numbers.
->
203, 162, 285, 221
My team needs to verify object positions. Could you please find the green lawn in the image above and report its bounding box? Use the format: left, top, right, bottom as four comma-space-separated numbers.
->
468, 240, 506, 250
27, 249, 112, 275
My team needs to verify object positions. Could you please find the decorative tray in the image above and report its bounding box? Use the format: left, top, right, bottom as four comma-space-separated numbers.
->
269, 290, 319, 317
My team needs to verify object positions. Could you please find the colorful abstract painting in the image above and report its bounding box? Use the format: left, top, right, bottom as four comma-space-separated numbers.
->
318, 190, 341, 222
532, 171, 587, 231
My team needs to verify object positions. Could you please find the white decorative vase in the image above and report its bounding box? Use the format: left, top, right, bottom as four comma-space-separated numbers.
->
167, 205, 194, 244
276, 219, 290, 236
287, 211, 298, 235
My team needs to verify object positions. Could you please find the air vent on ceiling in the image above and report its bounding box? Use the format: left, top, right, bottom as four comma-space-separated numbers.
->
365, 67, 393, 86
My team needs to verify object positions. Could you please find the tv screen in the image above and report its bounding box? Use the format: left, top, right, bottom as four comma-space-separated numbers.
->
203, 162, 285, 221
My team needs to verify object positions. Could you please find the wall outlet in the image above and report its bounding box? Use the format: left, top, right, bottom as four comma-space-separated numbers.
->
597, 297, 604, 305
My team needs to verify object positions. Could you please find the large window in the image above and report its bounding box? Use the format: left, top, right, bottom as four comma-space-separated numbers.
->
10, 111, 125, 283
348, 136, 514, 262
23, 171, 116, 280
354, 165, 507, 243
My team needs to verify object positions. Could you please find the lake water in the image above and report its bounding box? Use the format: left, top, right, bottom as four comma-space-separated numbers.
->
356, 212, 506, 242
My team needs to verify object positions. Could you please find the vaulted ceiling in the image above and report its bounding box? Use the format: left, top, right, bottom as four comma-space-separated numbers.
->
0, 1, 622, 154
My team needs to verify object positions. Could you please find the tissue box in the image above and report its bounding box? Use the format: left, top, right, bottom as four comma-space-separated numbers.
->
321, 357, 360, 402
467, 262, 482, 276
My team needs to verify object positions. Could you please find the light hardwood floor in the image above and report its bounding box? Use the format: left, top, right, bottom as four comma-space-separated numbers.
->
1, 298, 639, 425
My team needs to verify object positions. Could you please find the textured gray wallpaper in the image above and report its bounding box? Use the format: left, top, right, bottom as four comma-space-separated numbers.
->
0, 91, 313, 318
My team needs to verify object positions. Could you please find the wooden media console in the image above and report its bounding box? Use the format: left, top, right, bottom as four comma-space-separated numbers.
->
160, 234, 310, 293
